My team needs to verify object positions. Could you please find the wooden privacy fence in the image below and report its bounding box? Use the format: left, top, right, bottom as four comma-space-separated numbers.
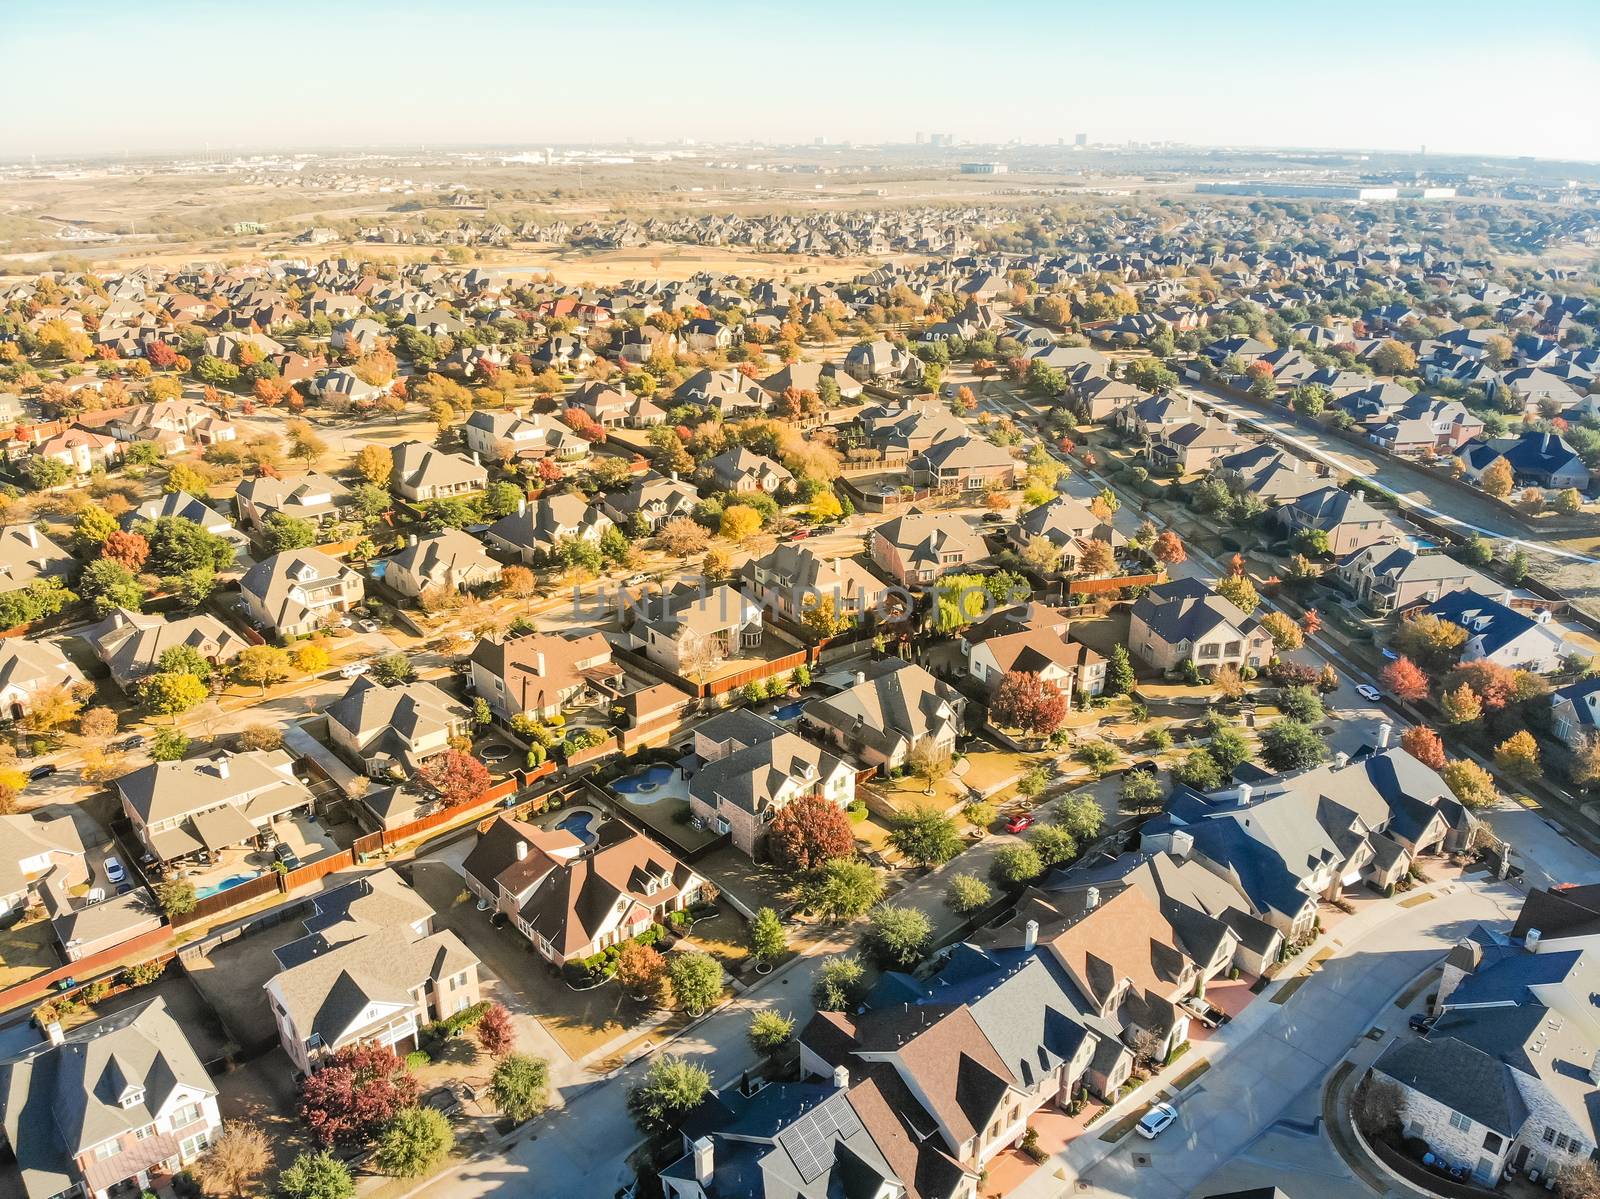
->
0, 924, 174, 1015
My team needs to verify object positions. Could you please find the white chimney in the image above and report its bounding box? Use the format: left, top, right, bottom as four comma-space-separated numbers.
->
408, 533, 418, 547
670, 470, 678, 482
517, 498, 527, 517
1335, 751, 1349, 769
1023, 919, 1038, 952
1502, 590, 1514, 608
215, 756, 230, 780
1084, 887, 1100, 912
1237, 783, 1252, 806
515, 840, 528, 861
534, 651, 546, 676
471, 451, 481, 465
46, 1021, 64, 1046
24, 524, 37, 549
854, 671, 865, 686
832, 1064, 850, 1090
1525, 928, 1541, 953
1377, 722, 1392, 750
692, 1135, 714, 1186
1170, 829, 1194, 860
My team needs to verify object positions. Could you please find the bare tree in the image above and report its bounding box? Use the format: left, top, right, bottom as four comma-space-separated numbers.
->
192, 1125, 270, 1197
1355, 1075, 1403, 1144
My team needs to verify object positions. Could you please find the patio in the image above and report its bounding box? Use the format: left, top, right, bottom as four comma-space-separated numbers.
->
981, 1101, 1106, 1197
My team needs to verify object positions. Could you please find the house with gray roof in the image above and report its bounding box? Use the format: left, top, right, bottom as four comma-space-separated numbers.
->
116, 750, 315, 866
803, 658, 964, 778
869, 511, 989, 586
0, 811, 88, 922
1552, 678, 1600, 750
1127, 577, 1273, 675
0, 638, 84, 720
325, 677, 470, 779
235, 472, 350, 532
1423, 589, 1568, 674
389, 440, 488, 502
0, 524, 75, 598
239, 548, 364, 639
1276, 485, 1405, 557
79, 608, 249, 693
123, 491, 249, 559
382, 528, 502, 598
0, 998, 222, 1199
1335, 545, 1494, 614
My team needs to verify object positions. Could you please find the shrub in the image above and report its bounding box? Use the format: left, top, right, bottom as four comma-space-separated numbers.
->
812, 955, 865, 1012
990, 844, 1044, 886
945, 873, 993, 914
748, 1010, 795, 1055
864, 904, 931, 968
373, 1106, 454, 1178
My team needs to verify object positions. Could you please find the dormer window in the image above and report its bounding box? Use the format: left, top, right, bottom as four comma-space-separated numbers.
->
120, 1085, 145, 1109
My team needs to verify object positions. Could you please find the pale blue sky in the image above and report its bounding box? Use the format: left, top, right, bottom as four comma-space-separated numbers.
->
5, 0, 1599, 160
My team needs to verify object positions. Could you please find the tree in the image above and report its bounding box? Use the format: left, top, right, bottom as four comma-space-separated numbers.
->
23, 456, 74, 491
500, 564, 537, 598
1105, 644, 1135, 696
802, 593, 852, 638
79, 705, 118, 740
490, 1053, 550, 1123
261, 513, 318, 553
1079, 539, 1116, 577
371, 653, 417, 684
21, 685, 81, 734
156, 879, 197, 918
277, 1151, 354, 1199
1175, 748, 1224, 791
192, 1125, 271, 1197
1208, 727, 1253, 774
626, 1055, 710, 1136
1259, 719, 1327, 772
809, 858, 883, 919
1278, 684, 1324, 723
1214, 573, 1259, 614
811, 955, 866, 1012
1400, 726, 1447, 770
234, 644, 291, 693
80, 559, 144, 616
1441, 759, 1497, 810
865, 904, 931, 968
293, 643, 331, 674
767, 795, 856, 874
1381, 656, 1430, 702
748, 1010, 795, 1055
420, 749, 491, 806
1480, 457, 1515, 499
1152, 529, 1186, 565
1554, 488, 1584, 516
991, 671, 1069, 735
1027, 823, 1079, 867
945, 873, 993, 914
991, 843, 1044, 886
667, 950, 722, 1015
1393, 613, 1468, 669
1557, 1159, 1600, 1199
138, 515, 238, 574
238, 723, 284, 752
1439, 682, 1484, 726
1355, 1076, 1404, 1144
616, 938, 668, 1001
719, 504, 762, 542
355, 443, 393, 486
1372, 339, 1418, 377
889, 806, 961, 868
72, 503, 120, 554
1260, 611, 1304, 651
299, 1042, 421, 1146
1494, 730, 1542, 780
141, 672, 207, 720
474, 1001, 517, 1058
1122, 769, 1164, 811
101, 530, 149, 572
750, 907, 787, 963
374, 1106, 454, 1178
149, 727, 190, 761
657, 516, 709, 556
156, 643, 213, 683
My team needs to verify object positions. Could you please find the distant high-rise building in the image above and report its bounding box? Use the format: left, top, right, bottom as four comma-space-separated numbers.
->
915, 131, 926, 145
1074, 132, 1088, 148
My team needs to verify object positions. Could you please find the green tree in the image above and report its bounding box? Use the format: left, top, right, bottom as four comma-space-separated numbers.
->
157, 644, 212, 682
990, 843, 1044, 886
666, 951, 723, 1016
888, 806, 962, 868
945, 873, 993, 914
1105, 644, 1135, 695
277, 1151, 355, 1199
748, 1010, 795, 1055
1259, 719, 1327, 772
1207, 727, 1253, 773
489, 1054, 550, 1123
373, 1107, 454, 1178
136, 515, 238, 574
72, 503, 119, 554
141, 672, 207, 720
80, 559, 144, 617
371, 653, 417, 685
749, 907, 787, 963
155, 878, 197, 918
261, 513, 318, 553
1026, 823, 1078, 866
1122, 769, 1164, 810
626, 1055, 711, 1136
809, 858, 883, 919
149, 727, 190, 761
1053, 793, 1105, 842
1278, 685, 1324, 723
864, 904, 932, 968
1175, 748, 1223, 791
812, 955, 866, 1012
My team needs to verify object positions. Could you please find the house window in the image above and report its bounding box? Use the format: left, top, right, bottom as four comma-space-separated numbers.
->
173, 1101, 202, 1128
1545, 1127, 1558, 1144
180, 1132, 210, 1159
1448, 1111, 1472, 1133
1483, 1132, 1502, 1153
93, 1141, 119, 1160
1556, 1134, 1570, 1152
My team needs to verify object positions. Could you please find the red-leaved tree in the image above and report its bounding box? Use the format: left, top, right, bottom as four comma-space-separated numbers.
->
299, 1043, 419, 1146
146, 341, 178, 370
991, 671, 1070, 735
1381, 656, 1430, 702
1152, 530, 1186, 565
101, 530, 150, 572
1400, 726, 1447, 770
421, 749, 491, 807
475, 1002, 516, 1059
767, 795, 856, 875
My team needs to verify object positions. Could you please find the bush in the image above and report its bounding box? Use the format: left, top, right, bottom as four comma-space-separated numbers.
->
812, 955, 865, 1012
864, 904, 931, 968
373, 1106, 454, 1178
405, 1050, 431, 1070
991, 844, 1044, 886
748, 1009, 795, 1055
945, 873, 993, 914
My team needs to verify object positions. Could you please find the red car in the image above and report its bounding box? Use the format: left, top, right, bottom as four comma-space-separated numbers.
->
786, 528, 812, 541
1006, 813, 1035, 835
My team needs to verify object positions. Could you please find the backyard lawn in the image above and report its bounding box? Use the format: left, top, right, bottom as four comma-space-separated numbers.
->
0, 919, 56, 989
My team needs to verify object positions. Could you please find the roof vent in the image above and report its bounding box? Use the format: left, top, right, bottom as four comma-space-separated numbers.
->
1525, 928, 1541, 953
515, 841, 528, 861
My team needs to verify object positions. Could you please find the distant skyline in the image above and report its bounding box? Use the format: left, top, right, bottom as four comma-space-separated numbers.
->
6, 0, 1599, 162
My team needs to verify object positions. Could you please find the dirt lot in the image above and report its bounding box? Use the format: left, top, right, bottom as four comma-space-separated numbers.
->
0, 919, 57, 989
184, 912, 314, 1049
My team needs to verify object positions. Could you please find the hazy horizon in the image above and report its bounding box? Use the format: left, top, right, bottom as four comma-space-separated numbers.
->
6, 0, 1599, 163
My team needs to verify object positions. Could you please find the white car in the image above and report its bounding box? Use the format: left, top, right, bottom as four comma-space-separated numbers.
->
1135, 1102, 1178, 1139
339, 661, 370, 679
1355, 683, 1383, 703
103, 857, 126, 885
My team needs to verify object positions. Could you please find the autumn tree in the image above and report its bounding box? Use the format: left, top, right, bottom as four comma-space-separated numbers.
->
474, 1002, 517, 1058
1494, 730, 1541, 780
1393, 613, 1468, 670
1215, 573, 1259, 614
1078, 539, 1116, 577
1381, 656, 1430, 702
299, 1043, 420, 1147
101, 530, 150, 572
194, 1125, 272, 1197
1440, 682, 1485, 725
234, 644, 292, 693
500, 565, 536, 598
1372, 339, 1418, 376
1260, 611, 1304, 651
991, 670, 1069, 735
420, 749, 491, 807
615, 939, 668, 1001
657, 516, 709, 556
1400, 726, 1447, 770
719, 504, 763, 542
1152, 529, 1186, 565
767, 795, 856, 874
355, 444, 393, 487
1480, 457, 1515, 499
1441, 758, 1496, 809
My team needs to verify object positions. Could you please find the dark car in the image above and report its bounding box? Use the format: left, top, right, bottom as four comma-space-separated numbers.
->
1409, 1013, 1437, 1034
981, 512, 1007, 523
273, 842, 300, 870
115, 735, 146, 752
28, 764, 56, 781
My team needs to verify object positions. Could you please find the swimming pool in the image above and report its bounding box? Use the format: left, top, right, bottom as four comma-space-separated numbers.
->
195, 873, 257, 900
556, 810, 599, 845
773, 701, 806, 721
613, 764, 674, 794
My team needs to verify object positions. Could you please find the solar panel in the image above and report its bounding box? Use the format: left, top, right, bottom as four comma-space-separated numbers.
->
777, 1096, 864, 1183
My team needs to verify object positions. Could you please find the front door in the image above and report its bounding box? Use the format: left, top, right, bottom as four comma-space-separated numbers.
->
1514, 1144, 1530, 1170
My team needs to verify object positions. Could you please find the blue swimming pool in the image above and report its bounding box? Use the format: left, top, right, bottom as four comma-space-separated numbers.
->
556, 810, 599, 845
773, 701, 806, 721
195, 873, 257, 900
614, 764, 674, 794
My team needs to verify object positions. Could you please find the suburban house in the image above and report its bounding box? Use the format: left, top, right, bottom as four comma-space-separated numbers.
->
634, 584, 764, 677
603, 471, 700, 533
1422, 590, 1568, 674
469, 630, 620, 722
484, 494, 614, 564
1007, 495, 1125, 573
0, 639, 84, 719
116, 750, 317, 866
566, 381, 665, 430
1369, 892, 1600, 1186
239, 549, 365, 639
1127, 577, 1273, 675
869, 512, 990, 586
31, 427, 123, 476
965, 608, 1107, 708
1275, 486, 1406, 557
1551, 678, 1600, 749
909, 437, 1019, 493
1368, 398, 1485, 456
803, 659, 965, 776
382, 528, 503, 599
123, 491, 249, 559
742, 543, 889, 624
843, 338, 920, 384
264, 871, 481, 1076
687, 710, 856, 858
1140, 736, 1476, 941
388, 441, 488, 502
1213, 445, 1321, 505
235, 472, 350, 532
1457, 432, 1591, 493
78, 609, 249, 694
1335, 546, 1495, 614
0, 524, 76, 596
0, 811, 88, 920
461, 409, 590, 462
324, 677, 471, 779
703, 447, 793, 495
462, 815, 703, 964
1148, 418, 1250, 475
0, 998, 222, 1199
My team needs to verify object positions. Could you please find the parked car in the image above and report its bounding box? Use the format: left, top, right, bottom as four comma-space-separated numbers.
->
1136, 1102, 1178, 1139
339, 661, 370, 679
981, 511, 1007, 523
786, 528, 812, 541
1182, 996, 1228, 1028
273, 843, 300, 870
103, 857, 126, 885
356, 619, 380, 633
1355, 683, 1383, 703
114, 735, 146, 752
1409, 1013, 1437, 1034
28, 764, 56, 781
1005, 812, 1035, 835
622, 572, 651, 587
